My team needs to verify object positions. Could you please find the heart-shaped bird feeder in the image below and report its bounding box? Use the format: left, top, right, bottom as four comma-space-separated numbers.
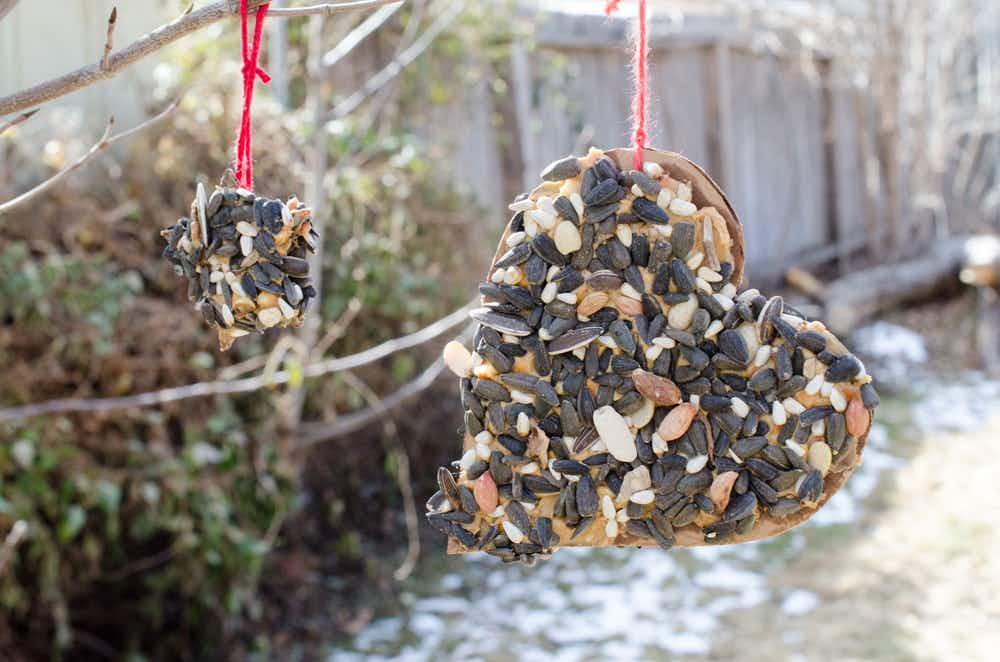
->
427, 147, 877, 563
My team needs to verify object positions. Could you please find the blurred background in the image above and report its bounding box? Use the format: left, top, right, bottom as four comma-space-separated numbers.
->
1, 0, 998, 660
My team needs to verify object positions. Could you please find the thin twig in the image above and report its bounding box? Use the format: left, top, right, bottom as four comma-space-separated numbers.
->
321, 1, 404, 67
340, 371, 420, 581
329, 0, 465, 119
0, 0, 403, 117
299, 358, 447, 444
0, 108, 38, 136
0, 300, 475, 424
0, 521, 27, 575
0, 98, 180, 216
269, 0, 402, 16
102, 7, 118, 71
312, 296, 363, 357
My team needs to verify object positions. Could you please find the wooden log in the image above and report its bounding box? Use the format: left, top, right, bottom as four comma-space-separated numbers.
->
823, 237, 969, 333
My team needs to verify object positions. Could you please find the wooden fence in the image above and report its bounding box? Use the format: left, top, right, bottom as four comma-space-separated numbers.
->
434, 10, 886, 283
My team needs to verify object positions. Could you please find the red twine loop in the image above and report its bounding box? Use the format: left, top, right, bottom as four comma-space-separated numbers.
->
604, 0, 648, 169
235, 0, 271, 191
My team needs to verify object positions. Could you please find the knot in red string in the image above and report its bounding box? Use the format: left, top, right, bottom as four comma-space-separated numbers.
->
235, 0, 271, 191
602, 0, 648, 169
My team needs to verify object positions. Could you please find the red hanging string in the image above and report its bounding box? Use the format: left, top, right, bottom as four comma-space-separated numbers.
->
604, 0, 648, 169
235, 0, 272, 191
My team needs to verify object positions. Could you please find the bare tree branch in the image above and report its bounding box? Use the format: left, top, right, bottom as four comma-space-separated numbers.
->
321, 1, 404, 67
101, 7, 118, 71
0, 0, 404, 118
0, 301, 475, 424
0, 0, 20, 23
0, 98, 180, 216
0, 521, 27, 576
299, 358, 447, 444
0, 108, 38, 136
329, 0, 465, 119
269, 0, 402, 16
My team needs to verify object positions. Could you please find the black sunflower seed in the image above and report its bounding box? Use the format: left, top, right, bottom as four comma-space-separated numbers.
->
540, 156, 581, 181
825, 354, 863, 382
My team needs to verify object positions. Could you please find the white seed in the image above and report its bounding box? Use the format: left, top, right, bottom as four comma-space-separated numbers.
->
236, 221, 258, 237
516, 411, 530, 436
521, 462, 539, 474
572, 346, 587, 360
475, 442, 491, 460
804, 357, 818, 379
830, 386, 847, 412
490, 268, 506, 284
686, 454, 709, 474
645, 344, 664, 360
239, 234, 254, 257
655, 223, 673, 237
653, 336, 677, 349
502, 520, 525, 544
820, 382, 833, 397
697, 267, 723, 283
556, 292, 577, 304
592, 405, 638, 462
811, 420, 825, 436
785, 439, 806, 456
772, 400, 788, 425
809, 441, 833, 475
737, 288, 760, 303
459, 448, 477, 471
506, 231, 527, 247
503, 267, 522, 285
538, 328, 553, 341
598, 335, 618, 349
754, 345, 772, 367
667, 294, 698, 329
643, 161, 664, 178
630, 489, 655, 505
676, 182, 692, 201
527, 208, 556, 230
656, 187, 673, 209
620, 282, 642, 300
258, 307, 282, 328
616, 508, 629, 523
805, 374, 824, 395
605, 519, 619, 538
720, 283, 737, 299
541, 281, 558, 303
218, 303, 235, 327
627, 397, 655, 429
536, 196, 556, 215
570, 192, 584, 217
277, 297, 296, 319
686, 251, 704, 270
651, 432, 668, 456
524, 218, 539, 237
782, 313, 804, 327
553, 221, 583, 254
631, 184, 644, 198
601, 495, 616, 519
704, 320, 724, 340
490, 505, 505, 518
522, 501, 536, 512
731, 397, 750, 418
695, 278, 712, 294
782, 397, 806, 415
508, 198, 534, 212
546, 265, 560, 281
615, 223, 632, 247
669, 198, 697, 216
209, 270, 225, 284
474, 430, 494, 445
714, 294, 734, 311
511, 389, 534, 404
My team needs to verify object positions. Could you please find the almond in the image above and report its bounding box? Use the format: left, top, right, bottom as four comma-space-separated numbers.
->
474, 472, 498, 513
632, 370, 682, 406
709, 471, 739, 512
657, 402, 697, 441
845, 397, 870, 437
577, 291, 610, 316
614, 293, 643, 316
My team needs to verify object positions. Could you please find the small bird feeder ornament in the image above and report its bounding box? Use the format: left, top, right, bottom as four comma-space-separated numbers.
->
426, 0, 878, 563
160, 0, 318, 350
